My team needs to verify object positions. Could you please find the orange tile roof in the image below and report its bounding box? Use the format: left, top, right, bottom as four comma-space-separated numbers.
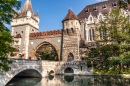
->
63, 9, 78, 21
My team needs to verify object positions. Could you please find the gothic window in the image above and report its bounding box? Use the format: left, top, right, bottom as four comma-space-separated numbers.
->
99, 28, 106, 40
102, 4, 106, 9
90, 17, 93, 21
67, 53, 74, 61
99, 15, 102, 20
89, 29, 95, 41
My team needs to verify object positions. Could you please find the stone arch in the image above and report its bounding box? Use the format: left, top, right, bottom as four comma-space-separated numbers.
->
31, 40, 60, 61
48, 70, 54, 80
5, 67, 42, 86
13, 68, 42, 79
67, 53, 74, 61
49, 70, 55, 75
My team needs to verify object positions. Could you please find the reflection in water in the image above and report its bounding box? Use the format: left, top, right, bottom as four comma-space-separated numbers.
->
6, 75, 130, 86
64, 75, 74, 82
6, 77, 41, 86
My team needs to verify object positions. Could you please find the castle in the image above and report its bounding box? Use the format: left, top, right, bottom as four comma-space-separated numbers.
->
11, 0, 119, 61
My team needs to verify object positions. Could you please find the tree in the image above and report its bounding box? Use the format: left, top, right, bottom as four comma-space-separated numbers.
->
88, 9, 130, 74
0, 0, 21, 73
118, 0, 130, 9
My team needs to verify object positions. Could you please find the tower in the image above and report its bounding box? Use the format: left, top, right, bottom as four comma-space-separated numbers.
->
62, 9, 81, 61
11, 0, 40, 59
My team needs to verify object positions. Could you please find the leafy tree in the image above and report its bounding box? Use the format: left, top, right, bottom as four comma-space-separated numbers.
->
0, 0, 21, 73
118, 0, 130, 9
88, 9, 130, 74
40, 46, 58, 61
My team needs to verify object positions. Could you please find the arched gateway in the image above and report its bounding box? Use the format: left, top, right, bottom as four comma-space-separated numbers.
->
31, 41, 60, 61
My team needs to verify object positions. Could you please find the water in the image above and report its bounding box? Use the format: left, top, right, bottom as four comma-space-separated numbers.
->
6, 75, 130, 86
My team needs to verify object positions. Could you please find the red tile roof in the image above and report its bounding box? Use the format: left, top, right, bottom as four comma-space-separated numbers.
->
63, 9, 78, 21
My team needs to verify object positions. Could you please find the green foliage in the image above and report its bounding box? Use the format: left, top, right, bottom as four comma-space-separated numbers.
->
88, 9, 130, 74
0, 0, 21, 73
40, 47, 58, 61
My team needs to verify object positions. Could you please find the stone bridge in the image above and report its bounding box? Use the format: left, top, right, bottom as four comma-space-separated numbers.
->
0, 59, 92, 86
0, 59, 60, 86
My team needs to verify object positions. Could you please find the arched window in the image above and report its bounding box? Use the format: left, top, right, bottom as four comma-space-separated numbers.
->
71, 28, 74, 33
67, 53, 74, 61
99, 28, 106, 40
89, 29, 95, 41
90, 17, 93, 21
66, 28, 69, 34
99, 15, 102, 20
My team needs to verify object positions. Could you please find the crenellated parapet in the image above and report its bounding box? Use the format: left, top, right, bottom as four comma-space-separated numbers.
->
29, 30, 62, 39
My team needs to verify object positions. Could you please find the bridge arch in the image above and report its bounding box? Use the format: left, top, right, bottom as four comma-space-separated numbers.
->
3, 62, 42, 86
10, 67, 42, 79
30, 40, 60, 61
64, 67, 74, 74
13, 69, 42, 78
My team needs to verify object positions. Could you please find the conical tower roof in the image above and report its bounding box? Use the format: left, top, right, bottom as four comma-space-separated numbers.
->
19, 0, 34, 17
63, 9, 78, 21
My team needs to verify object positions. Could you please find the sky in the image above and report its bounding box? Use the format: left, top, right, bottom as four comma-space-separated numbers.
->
13, 0, 105, 32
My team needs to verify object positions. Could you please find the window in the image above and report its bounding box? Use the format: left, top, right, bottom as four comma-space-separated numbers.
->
21, 31, 23, 33
102, 4, 106, 9
90, 17, 93, 21
99, 29, 106, 40
71, 22, 73, 25
32, 29, 34, 31
16, 32, 17, 34
99, 15, 102, 20
66, 28, 69, 34
89, 29, 95, 41
93, 7, 97, 11
66, 22, 67, 25
85, 8, 89, 13
112, 2, 117, 7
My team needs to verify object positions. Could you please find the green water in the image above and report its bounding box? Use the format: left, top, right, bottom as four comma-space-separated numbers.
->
6, 75, 130, 86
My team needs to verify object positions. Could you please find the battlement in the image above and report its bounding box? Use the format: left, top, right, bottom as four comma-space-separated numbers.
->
29, 30, 62, 39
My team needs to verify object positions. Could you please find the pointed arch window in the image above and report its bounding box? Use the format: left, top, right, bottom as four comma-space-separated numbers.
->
89, 29, 95, 41
99, 15, 102, 20
99, 28, 106, 40
90, 17, 93, 22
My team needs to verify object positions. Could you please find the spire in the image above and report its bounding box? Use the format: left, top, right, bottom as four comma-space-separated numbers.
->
19, 0, 34, 17
63, 9, 78, 21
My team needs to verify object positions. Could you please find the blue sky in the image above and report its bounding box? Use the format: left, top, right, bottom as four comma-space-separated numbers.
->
15, 0, 104, 31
